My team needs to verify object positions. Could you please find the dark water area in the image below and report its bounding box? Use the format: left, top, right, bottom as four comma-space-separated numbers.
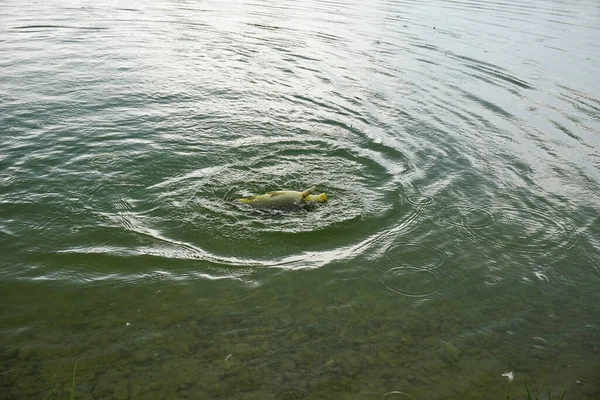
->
1, 0, 599, 398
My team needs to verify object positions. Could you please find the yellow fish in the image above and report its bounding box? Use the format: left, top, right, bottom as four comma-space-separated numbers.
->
236, 187, 328, 211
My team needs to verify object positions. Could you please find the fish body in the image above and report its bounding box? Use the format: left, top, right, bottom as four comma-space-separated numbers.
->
236, 187, 328, 211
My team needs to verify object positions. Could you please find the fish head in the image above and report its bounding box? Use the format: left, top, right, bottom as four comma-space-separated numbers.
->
305, 193, 328, 203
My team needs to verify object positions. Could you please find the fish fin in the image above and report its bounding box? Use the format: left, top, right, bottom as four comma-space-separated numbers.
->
237, 194, 262, 203
266, 191, 285, 197
301, 187, 316, 198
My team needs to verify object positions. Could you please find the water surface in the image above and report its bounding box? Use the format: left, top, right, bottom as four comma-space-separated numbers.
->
1, 0, 600, 398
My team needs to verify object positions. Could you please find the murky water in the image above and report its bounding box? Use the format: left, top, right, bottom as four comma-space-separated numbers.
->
1, 0, 599, 398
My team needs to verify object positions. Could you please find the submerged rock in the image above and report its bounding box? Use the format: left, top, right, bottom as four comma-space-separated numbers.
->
114, 381, 129, 400
438, 341, 461, 364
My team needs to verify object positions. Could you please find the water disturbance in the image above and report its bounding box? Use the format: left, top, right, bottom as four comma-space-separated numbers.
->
1, 0, 599, 398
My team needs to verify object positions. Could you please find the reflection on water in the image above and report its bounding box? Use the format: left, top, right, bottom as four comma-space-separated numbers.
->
1, 0, 600, 398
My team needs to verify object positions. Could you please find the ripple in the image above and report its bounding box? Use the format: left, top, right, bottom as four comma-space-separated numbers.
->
380, 391, 416, 400
374, 243, 451, 300
436, 205, 497, 229
0, 0, 596, 396
0, 173, 15, 185
373, 243, 449, 271
475, 207, 577, 254
139, 132, 414, 267
404, 194, 435, 207
436, 204, 577, 256
382, 267, 444, 299
89, 154, 117, 165
531, 336, 548, 349
483, 275, 503, 287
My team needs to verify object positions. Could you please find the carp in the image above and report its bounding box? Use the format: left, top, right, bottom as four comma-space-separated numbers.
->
236, 187, 328, 211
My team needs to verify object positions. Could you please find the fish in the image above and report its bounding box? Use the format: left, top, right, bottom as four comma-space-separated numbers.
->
236, 187, 328, 211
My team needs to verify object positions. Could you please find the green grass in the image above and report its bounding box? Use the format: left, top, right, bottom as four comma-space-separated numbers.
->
470, 380, 570, 400
523, 379, 568, 400
42, 368, 586, 400
70, 364, 77, 400
46, 363, 76, 400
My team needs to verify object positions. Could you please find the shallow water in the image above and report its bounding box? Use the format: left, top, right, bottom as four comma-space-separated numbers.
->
1, 0, 599, 398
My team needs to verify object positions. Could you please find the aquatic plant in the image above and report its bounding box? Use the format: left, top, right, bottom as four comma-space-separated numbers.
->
522, 379, 568, 400
468, 378, 569, 400
70, 364, 76, 400
45, 363, 76, 400
45, 374, 56, 400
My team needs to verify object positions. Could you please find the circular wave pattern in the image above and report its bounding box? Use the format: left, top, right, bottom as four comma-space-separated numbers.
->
483, 275, 503, 287
381, 267, 444, 299
436, 205, 497, 230
374, 243, 449, 272
0, 0, 592, 291
0, 0, 598, 398
531, 336, 548, 349
404, 194, 435, 207
380, 391, 416, 400
136, 133, 416, 267
474, 207, 577, 254
89, 154, 117, 165
375, 243, 450, 300
435, 204, 578, 256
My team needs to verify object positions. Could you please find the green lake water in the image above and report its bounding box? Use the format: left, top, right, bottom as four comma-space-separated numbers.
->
1, 0, 600, 398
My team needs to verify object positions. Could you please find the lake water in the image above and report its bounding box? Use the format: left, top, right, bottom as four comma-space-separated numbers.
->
1, 0, 599, 398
